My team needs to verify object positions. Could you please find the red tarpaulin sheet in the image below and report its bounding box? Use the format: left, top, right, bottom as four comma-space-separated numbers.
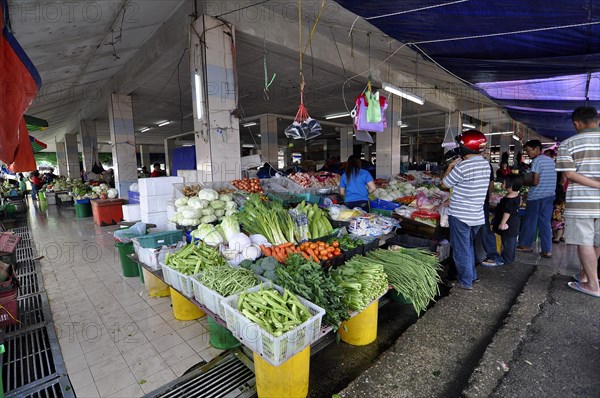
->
0, 0, 41, 172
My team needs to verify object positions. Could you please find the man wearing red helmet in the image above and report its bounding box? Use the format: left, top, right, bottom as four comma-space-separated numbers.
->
442, 130, 492, 290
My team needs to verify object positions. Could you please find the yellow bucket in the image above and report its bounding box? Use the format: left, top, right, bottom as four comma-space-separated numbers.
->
339, 300, 378, 346
143, 269, 170, 297
170, 288, 205, 320
254, 346, 310, 398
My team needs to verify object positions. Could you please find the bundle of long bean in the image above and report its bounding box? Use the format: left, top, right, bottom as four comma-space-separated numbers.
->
196, 266, 258, 297
332, 255, 388, 312
164, 241, 226, 275
367, 247, 442, 314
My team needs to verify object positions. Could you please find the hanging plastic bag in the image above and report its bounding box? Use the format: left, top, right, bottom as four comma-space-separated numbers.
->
354, 93, 388, 132
366, 90, 382, 123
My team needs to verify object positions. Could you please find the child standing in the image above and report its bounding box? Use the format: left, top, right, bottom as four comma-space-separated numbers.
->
491, 175, 522, 265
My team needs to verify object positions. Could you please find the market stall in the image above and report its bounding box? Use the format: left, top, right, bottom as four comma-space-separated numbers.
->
113, 178, 448, 397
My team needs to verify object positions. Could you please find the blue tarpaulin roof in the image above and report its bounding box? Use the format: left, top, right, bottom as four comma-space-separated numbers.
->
334, 0, 600, 139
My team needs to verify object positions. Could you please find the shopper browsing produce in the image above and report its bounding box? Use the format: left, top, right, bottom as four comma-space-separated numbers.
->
339, 155, 376, 211
492, 174, 522, 265
441, 130, 491, 290
518, 140, 557, 258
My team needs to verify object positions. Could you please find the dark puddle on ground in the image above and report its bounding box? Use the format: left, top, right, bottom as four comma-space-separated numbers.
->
309, 283, 452, 398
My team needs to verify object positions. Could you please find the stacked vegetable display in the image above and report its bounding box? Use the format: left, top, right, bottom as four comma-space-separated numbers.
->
232, 178, 264, 193
171, 188, 237, 227
164, 241, 226, 275
259, 240, 342, 264
238, 194, 296, 245
194, 266, 258, 297
333, 255, 389, 312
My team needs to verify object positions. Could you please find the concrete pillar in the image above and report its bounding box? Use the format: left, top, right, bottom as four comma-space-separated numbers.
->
362, 143, 371, 162
260, 115, 278, 166
191, 15, 241, 182
64, 134, 80, 179
55, 139, 67, 177
282, 147, 292, 168
108, 94, 138, 197
139, 145, 151, 168
164, 139, 175, 176
409, 135, 415, 163
500, 132, 511, 158
340, 127, 353, 162
80, 120, 97, 173
443, 111, 462, 153
376, 95, 402, 179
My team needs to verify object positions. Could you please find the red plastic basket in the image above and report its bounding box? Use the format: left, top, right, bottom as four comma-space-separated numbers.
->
0, 233, 21, 254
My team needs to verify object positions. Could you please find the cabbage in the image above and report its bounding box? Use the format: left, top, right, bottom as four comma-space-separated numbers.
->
200, 214, 218, 224
198, 189, 219, 201
99, 183, 109, 190
204, 230, 223, 246
169, 213, 182, 223
219, 194, 232, 202
209, 200, 225, 209
214, 209, 225, 217
225, 209, 237, 217
220, 215, 240, 242
225, 201, 237, 210
175, 197, 188, 207
179, 218, 200, 226
107, 188, 118, 199
177, 205, 192, 214
201, 207, 214, 216
181, 208, 200, 219
192, 224, 215, 240
229, 233, 251, 253
188, 197, 209, 210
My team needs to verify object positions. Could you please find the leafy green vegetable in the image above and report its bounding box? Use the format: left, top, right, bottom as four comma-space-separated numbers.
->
333, 255, 388, 312
238, 194, 296, 245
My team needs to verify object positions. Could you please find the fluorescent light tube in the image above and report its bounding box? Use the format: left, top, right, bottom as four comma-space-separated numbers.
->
400, 123, 408, 128
325, 112, 351, 120
242, 144, 254, 148
243, 122, 257, 127
140, 127, 150, 133
512, 135, 520, 141
182, 144, 193, 147
158, 121, 171, 127
382, 83, 424, 105
194, 72, 204, 120
484, 131, 514, 136
462, 123, 476, 129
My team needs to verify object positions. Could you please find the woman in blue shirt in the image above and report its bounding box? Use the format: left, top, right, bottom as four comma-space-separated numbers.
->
340, 155, 376, 211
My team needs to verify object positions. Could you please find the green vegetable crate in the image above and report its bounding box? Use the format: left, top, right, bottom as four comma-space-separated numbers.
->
221, 283, 325, 366
160, 262, 198, 298
192, 276, 260, 319
136, 230, 183, 249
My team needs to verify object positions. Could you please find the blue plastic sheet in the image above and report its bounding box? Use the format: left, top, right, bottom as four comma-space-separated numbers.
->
171, 146, 196, 176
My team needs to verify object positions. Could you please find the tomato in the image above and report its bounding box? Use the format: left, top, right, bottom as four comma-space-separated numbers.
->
327, 246, 334, 253
320, 249, 328, 256
332, 241, 340, 248
327, 253, 333, 259
333, 249, 341, 256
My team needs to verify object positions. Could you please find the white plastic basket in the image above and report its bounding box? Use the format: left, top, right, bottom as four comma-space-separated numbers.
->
221, 283, 325, 366
132, 240, 183, 271
160, 262, 199, 298
191, 276, 260, 320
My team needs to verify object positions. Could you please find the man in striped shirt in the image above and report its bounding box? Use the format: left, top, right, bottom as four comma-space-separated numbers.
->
556, 106, 600, 298
518, 140, 557, 257
442, 130, 491, 290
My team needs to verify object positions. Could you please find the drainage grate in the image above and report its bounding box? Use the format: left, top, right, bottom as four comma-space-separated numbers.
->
148, 351, 256, 398
16, 259, 37, 276
2, 326, 57, 392
17, 271, 41, 297
8, 375, 75, 398
11, 226, 30, 235
4, 294, 46, 336
16, 247, 35, 262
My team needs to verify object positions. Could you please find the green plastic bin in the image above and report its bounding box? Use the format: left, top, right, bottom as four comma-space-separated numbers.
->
115, 242, 139, 277
138, 262, 145, 283
207, 317, 241, 350
74, 202, 92, 218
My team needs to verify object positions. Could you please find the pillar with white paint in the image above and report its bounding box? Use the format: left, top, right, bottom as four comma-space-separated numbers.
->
55, 139, 68, 177
80, 120, 98, 173
340, 127, 353, 162
260, 115, 278, 167
108, 94, 138, 197
190, 15, 241, 182
64, 133, 80, 179
376, 95, 402, 179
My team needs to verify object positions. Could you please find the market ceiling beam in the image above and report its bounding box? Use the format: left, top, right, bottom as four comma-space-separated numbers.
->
217, 0, 461, 113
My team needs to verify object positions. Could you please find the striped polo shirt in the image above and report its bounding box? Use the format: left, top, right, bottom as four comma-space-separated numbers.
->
443, 156, 491, 226
527, 154, 557, 200
556, 128, 600, 218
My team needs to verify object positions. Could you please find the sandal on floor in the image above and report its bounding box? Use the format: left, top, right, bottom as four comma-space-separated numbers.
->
567, 281, 600, 298
572, 274, 600, 284
517, 246, 533, 252
540, 252, 553, 258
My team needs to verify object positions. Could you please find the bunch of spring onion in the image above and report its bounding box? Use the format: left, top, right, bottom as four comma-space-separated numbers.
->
333, 255, 388, 312
195, 266, 258, 297
237, 287, 311, 337
237, 194, 296, 245
368, 247, 442, 314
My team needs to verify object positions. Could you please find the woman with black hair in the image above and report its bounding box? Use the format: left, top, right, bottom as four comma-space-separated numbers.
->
339, 155, 376, 211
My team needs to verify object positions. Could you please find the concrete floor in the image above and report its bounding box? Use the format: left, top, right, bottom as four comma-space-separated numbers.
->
26, 201, 220, 398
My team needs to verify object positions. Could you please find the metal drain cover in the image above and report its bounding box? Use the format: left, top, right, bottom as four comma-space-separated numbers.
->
146, 350, 256, 398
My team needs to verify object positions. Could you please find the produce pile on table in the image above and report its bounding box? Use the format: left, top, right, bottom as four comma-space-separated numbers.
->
232, 178, 264, 193
288, 172, 340, 188
194, 266, 258, 297
171, 188, 238, 227
238, 194, 297, 245
333, 255, 389, 312
258, 240, 342, 264
164, 241, 226, 274
237, 287, 311, 337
